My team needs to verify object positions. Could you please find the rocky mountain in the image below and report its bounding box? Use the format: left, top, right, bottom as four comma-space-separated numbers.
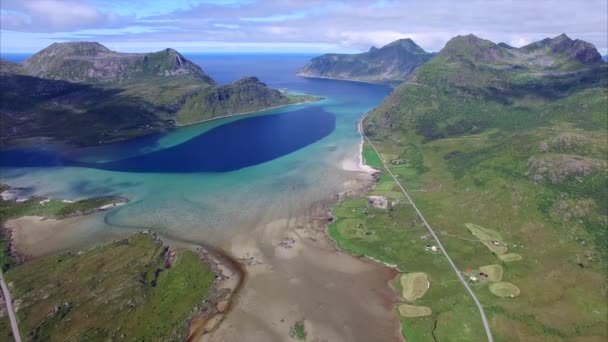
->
21, 42, 214, 84
520, 33, 603, 64
297, 38, 433, 85
363, 34, 606, 340
1, 42, 315, 146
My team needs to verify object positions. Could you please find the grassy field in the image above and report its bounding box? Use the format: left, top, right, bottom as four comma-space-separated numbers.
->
329, 143, 488, 340
0, 233, 215, 341
349, 35, 608, 340
367, 127, 607, 341
400, 272, 429, 301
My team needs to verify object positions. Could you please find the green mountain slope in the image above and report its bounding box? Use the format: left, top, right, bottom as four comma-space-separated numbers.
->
297, 38, 433, 85
348, 34, 607, 340
1, 42, 316, 146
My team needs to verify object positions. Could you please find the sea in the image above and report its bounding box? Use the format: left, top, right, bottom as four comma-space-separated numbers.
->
0, 53, 391, 249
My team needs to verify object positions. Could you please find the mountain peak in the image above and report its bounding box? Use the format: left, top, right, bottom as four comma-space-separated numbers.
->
383, 38, 426, 53
445, 34, 494, 47
523, 34, 602, 64
41, 42, 111, 56
298, 37, 432, 84
440, 34, 502, 63
21, 42, 214, 83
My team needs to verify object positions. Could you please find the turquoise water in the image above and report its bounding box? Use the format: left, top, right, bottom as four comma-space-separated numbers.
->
0, 55, 390, 249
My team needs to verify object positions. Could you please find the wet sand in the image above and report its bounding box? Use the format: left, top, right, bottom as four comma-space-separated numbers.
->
6, 155, 403, 342
203, 161, 402, 342
5, 214, 127, 258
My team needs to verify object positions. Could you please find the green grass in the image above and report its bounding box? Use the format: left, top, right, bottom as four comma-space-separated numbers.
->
328, 164, 487, 340
0, 233, 215, 341
356, 43, 608, 340
292, 321, 307, 340
362, 142, 383, 168
0, 196, 124, 222
334, 45, 607, 338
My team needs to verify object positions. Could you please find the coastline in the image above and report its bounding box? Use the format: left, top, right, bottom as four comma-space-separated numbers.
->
0, 96, 321, 149
175, 96, 322, 128
187, 244, 245, 341
296, 73, 399, 88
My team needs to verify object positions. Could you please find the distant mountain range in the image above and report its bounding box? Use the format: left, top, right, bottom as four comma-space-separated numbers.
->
0, 42, 313, 146
297, 38, 434, 85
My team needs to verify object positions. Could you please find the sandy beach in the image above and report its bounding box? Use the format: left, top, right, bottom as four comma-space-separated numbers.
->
4, 214, 124, 258
203, 159, 402, 342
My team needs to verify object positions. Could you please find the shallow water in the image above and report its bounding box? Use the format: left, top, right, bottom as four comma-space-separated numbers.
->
0, 54, 399, 341
1, 54, 390, 248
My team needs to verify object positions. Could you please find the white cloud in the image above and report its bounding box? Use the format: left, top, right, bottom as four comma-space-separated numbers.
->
1, 0, 606, 53
1, 0, 133, 32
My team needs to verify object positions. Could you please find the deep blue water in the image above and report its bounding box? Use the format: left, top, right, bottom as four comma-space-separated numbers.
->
101, 108, 335, 172
0, 108, 335, 172
0, 53, 389, 174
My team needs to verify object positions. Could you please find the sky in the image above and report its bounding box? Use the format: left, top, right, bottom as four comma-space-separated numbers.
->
1, 0, 607, 54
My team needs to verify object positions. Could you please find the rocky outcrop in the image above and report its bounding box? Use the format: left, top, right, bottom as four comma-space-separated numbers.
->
522, 34, 603, 65
297, 38, 433, 85
21, 42, 214, 84
175, 77, 299, 123
0, 59, 24, 74
527, 154, 606, 184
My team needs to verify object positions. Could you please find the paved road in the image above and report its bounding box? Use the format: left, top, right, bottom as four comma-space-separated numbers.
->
360, 113, 494, 342
0, 270, 22, 342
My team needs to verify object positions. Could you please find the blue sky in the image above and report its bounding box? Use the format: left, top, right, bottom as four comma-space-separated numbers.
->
1, 0, 607, 54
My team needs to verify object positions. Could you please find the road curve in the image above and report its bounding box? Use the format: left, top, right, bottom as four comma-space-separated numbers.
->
0, 270, 22, 342
360, 113, 494, 342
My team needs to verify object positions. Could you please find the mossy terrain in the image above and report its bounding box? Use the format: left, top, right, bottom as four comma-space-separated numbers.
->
0, 233, 216, 341
331, 34, 607, 341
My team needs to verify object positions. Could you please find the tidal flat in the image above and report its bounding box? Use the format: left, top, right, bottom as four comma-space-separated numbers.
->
0, 55, 401, 341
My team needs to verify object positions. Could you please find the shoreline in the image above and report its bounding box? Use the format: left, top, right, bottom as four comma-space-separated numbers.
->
1, 95, 322, 149
296, 74, 399, 88
187, 244, 245, 341
175, 96, 322, 128
206, 155, 403, 341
